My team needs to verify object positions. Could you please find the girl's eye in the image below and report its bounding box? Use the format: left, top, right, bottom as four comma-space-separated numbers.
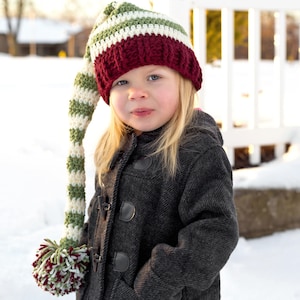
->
148, 74, 160, 81
115, 79, 128, 86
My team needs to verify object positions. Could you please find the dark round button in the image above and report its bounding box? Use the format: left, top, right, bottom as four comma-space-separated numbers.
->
119, 201, 136, 222
113, 252, 129, 272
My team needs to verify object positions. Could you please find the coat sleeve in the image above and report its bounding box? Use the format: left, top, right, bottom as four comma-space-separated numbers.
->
134, 145, 239, 298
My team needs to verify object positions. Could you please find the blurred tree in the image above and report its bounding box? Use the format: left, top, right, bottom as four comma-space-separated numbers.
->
206, 10, 248, 62
60, 0, 81, 23
205, 10, 299, 61
286, 14, 299, 61
2, 0, 25, 55
234, 11, 248, 59
261, 12, 299, 60
206, 10, 221, 62
261, 12, 274, 59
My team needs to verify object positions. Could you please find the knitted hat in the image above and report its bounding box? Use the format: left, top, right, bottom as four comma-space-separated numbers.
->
32, 1, 202, 296
91, 2, 202, 103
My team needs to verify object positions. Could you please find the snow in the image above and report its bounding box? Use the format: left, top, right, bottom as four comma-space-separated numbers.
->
233, 141, 300, 189
0, 55, 299, 299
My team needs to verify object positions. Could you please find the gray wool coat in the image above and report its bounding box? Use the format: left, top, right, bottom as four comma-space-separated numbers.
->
76, 110, 239, 300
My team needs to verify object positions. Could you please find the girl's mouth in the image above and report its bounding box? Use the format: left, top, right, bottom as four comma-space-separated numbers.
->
131, 108, 153, 117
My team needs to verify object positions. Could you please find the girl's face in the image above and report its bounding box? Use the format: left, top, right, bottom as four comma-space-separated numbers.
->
110, 65, 180, 135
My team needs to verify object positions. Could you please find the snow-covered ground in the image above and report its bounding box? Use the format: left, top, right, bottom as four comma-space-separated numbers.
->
0, 55, 299, 299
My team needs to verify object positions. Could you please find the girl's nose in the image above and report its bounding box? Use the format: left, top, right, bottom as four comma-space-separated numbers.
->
128, 85, 148, 100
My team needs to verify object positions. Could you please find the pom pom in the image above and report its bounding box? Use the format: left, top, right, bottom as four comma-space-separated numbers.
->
32, 239, 89, 296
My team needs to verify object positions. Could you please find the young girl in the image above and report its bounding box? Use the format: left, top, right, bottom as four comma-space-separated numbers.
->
33, 2, 238, 299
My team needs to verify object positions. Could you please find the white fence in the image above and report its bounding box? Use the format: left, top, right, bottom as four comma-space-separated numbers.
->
151, 0, 300, 166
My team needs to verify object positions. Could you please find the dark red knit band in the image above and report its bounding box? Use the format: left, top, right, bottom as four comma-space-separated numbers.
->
94, 34, 202, 104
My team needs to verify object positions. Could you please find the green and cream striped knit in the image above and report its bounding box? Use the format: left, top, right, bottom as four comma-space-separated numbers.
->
60, 57, 99, 248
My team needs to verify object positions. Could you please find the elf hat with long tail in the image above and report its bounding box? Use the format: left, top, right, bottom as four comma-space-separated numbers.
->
32, 1, 202, 296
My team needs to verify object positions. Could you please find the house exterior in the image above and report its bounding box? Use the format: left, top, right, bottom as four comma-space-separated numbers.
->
0, 17, 85, 56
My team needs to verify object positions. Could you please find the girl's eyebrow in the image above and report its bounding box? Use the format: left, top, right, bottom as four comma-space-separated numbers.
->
145, 65, 165, 72
145, 68, 168, 77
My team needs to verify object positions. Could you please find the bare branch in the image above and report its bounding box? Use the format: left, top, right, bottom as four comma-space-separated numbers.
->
3, 0, 13, 33
15, 0, 24, 37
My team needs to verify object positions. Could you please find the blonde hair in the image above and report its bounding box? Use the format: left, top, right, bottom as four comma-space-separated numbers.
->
94, 75, 197, 184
